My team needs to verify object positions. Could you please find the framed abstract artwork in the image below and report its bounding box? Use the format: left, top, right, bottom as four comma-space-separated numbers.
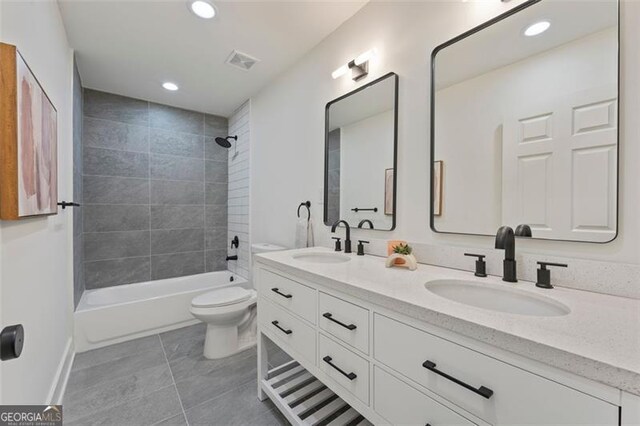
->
433, 160, 443, 216
0, 43, 58, 219
384, 168, 394, 215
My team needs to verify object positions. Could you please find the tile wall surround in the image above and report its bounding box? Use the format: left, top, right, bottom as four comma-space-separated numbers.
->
72, 59, 84, 307
81, 89, 230, 289
354, 238, 640, 300
326, 129, 341, 225
227, 101, 250, 279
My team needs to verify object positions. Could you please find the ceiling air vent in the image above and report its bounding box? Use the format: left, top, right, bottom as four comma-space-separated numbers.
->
226, 50, 260, 71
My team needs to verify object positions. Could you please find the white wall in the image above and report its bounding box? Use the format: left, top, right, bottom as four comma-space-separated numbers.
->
435, 28, 617, 236
228, 101, 251, 279
340, 110, 394, 229
251, 1, 640, 267
0, 1, 74, 403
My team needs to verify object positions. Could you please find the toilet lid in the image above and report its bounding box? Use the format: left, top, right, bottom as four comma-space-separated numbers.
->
192, 287, 252, 308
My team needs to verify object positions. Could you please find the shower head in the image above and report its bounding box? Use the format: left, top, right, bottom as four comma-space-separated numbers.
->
215, 135, 237, 149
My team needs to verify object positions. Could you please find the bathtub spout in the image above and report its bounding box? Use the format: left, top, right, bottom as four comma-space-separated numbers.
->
226, 255, 238, 261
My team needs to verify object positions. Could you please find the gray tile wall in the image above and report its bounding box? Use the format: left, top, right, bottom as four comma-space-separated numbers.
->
73, 59, 85, 307
327, 129, 341, 225
82, 89, 229, 289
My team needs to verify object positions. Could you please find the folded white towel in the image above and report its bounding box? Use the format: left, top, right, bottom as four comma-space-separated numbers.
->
295, 217, 315, 248
306, 218, 315, 247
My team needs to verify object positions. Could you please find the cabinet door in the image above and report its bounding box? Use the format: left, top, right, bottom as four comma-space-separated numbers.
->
374, 314, 619, 425
375, 367, 477, 426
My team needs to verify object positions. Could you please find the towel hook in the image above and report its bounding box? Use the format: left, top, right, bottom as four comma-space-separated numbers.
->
297, 201, 311, 220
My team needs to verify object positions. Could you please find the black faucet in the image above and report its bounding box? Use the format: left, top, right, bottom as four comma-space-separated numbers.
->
495, 226, 517, 282
357, 219, 374, 229
226, 255, 238, 261
331, 220, 352, 253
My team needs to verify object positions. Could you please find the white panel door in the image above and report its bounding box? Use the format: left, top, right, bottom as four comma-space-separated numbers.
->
502, 85, 617, 241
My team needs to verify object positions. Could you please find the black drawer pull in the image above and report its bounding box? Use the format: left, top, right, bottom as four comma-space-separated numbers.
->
323, 356, 357, 380
323, 313, 357, 330
271, 288, 292, 299
271, 320, 292, 335
422, 360, 493, 399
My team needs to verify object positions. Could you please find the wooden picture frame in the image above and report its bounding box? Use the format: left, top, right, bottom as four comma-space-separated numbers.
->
433, 160, 443, 216
384, 168, 394, 215
0, 43, 58, 219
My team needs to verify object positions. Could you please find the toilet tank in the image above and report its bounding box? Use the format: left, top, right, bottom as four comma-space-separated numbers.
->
250, 243, 286, 287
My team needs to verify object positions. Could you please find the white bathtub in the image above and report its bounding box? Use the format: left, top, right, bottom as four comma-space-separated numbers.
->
75, 271, 249, 352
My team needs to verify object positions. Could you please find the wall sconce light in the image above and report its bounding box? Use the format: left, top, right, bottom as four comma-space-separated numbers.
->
332, 49, 377, 81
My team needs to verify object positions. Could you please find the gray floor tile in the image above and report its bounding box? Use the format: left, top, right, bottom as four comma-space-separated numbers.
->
173, 349, 257, 410
184, 379, 281, 426
168, 344, 254, 383
67, 341, 166, 392
64, 363, 173, 422
153, 413, 188, 426
66, 385, 182, 426
73, 335, 161, 371
159, 323, 206, 362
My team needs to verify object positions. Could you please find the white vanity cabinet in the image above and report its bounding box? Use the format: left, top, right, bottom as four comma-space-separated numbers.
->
256, 264, 622, 426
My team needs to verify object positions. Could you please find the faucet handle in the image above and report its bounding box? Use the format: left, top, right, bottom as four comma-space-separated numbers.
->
357, 240, 370, 256
464, 253, 487, 277
332, 237, 342, 252
536, 262, 567, 289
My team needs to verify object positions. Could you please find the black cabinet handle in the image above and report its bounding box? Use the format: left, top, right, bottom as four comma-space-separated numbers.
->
323, 356, 357, 380
271, 288, 292, 299
271, 320, 292, 335
422, 360, 493, 399
323, 313, 356, 330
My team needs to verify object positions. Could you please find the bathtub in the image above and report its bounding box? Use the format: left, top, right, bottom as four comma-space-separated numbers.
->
75, 271, 249, 352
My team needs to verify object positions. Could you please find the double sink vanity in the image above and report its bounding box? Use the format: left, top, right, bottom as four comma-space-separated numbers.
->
254, 0, 637, 424
255, 247, 639, 425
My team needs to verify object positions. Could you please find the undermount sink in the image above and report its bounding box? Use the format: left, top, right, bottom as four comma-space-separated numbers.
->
425, 279, 570, 317
292, 252, 351, 264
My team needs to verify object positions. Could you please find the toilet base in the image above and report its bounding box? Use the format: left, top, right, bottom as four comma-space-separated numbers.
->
203, 324, 256, 359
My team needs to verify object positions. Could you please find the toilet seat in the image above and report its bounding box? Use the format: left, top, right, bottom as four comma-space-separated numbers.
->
191, 287, 253, 308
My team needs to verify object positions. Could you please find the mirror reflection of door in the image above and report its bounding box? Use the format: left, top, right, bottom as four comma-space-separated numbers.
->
325, 73, 398, 231
432, 0, 618, 243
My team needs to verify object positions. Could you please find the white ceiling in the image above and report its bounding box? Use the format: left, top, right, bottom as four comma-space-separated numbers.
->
435, 0, 617, 90
58, 0, 367, 117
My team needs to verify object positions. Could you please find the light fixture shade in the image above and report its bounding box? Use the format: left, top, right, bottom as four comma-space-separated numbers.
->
354, 49, 377, 66
332, 64, 349, 79
189, 0, 216, 19
162, 82, 179, 91
524, 21, 550, 37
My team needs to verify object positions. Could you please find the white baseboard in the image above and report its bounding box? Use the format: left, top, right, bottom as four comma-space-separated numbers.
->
48, 338, 74, 404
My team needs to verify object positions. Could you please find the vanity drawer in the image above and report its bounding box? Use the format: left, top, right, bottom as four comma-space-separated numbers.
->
319, 292, 369, 354
258, 269, 316, 324
318, 333, 369, 405
374, 367, 476, 426
259, 298, 316, 365
374, 314, 618, 425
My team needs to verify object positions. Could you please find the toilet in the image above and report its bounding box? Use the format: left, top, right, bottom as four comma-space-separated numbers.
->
190, 243, 285, 359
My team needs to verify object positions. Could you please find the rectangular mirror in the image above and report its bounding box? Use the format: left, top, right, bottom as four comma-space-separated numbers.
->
431, 0, 619, 243
325, 72, 398, 231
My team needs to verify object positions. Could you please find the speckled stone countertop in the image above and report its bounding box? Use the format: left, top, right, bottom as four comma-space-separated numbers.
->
255, 247, 640, 395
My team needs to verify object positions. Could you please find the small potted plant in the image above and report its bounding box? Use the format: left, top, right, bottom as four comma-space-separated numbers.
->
385, 242, 418, 271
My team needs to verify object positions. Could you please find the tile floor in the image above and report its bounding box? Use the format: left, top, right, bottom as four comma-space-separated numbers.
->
64, 323, 291, 425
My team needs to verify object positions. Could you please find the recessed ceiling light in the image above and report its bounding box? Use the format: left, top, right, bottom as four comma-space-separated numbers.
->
524, 21, 551, 37
162, 82, 179, 91
189, 0, 216, 19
